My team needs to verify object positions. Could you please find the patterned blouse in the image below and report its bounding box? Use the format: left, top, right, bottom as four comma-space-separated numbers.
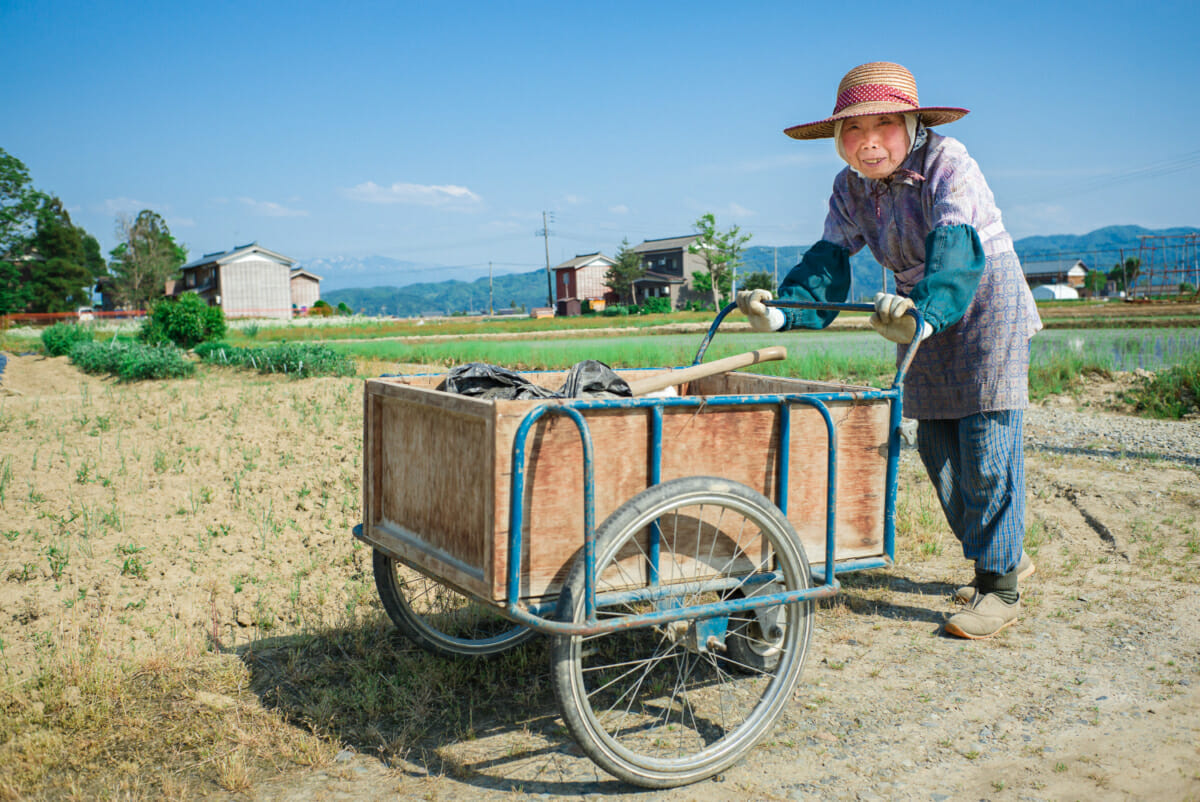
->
817, 130, 1042, 419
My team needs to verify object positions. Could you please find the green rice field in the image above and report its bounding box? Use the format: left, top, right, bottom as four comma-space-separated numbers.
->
329, 326, 1200, 380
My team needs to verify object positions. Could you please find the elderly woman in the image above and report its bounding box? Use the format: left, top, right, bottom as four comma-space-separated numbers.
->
738, 62, 1040, 639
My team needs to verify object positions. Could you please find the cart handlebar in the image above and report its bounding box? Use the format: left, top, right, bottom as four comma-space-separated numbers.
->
693, 300, 925, 390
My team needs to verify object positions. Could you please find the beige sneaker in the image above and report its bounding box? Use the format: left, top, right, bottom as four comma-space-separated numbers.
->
944, 592, 1020, 639
953, 551, 1035, 605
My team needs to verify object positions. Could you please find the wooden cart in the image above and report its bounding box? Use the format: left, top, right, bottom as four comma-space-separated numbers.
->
353, 301, 921, 788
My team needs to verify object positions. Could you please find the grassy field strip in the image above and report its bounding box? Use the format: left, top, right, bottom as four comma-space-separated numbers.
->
326, 327, 1200, 398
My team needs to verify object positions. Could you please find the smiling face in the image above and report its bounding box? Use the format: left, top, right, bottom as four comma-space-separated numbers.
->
839, 114, 911, 180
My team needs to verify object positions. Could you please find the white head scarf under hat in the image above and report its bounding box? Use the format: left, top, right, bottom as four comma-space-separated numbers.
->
834, 113, 925, 178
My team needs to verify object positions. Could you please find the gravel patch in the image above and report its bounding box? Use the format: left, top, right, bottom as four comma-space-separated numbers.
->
1024, 406, 1200, 466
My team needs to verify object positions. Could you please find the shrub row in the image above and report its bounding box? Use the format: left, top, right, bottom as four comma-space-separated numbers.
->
41, 322, 94, 356
195, 341, 356, 378
69, 341, 196, 381
600, 298, 712, 317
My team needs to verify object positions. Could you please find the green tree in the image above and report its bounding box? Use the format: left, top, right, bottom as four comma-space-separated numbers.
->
0, 147, 43, 257
688, 213, 751, 308
1107, 257, 1141, 295
739, 270, 776, 293
1083, 269, 1108, 295
82, 233, 106, 281
108, 210, 187, 310
24, 196, 94, 313
0, 259, 30, 315
604, 237, 645, 305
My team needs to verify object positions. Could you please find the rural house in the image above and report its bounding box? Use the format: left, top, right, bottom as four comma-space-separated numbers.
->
289, 268, 323, 313
630, 235, 707, 309
552, 252, 616, 316
177, 242, 318, 320
1023, 258, 1088, 289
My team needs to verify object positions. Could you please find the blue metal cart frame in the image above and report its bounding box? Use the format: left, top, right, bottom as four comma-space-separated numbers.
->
358, 299, 923, 788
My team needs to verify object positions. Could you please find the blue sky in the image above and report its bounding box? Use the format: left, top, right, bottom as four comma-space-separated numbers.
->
3, 0, 1198, 283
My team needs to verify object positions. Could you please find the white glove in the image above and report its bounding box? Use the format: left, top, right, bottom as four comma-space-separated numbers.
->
869, 292, 932, 344
736, 289, 784, 332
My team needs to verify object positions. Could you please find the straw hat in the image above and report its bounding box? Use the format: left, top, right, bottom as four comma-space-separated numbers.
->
784, 62, 968, 140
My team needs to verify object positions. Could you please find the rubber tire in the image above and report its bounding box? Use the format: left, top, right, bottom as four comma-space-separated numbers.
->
551, 477, 813, 787
372, 549, 534, 658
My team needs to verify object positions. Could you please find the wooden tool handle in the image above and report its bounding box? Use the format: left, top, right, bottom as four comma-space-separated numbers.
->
625, 346, 787, 396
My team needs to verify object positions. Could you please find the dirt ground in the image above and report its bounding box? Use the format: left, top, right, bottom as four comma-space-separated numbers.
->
1, 354, 1197, 801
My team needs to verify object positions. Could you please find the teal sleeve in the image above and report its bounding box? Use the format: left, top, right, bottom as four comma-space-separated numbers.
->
909, 224, 985, 333
776, 240, 852, 330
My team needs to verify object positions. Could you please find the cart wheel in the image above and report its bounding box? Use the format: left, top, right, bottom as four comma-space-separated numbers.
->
372, 550, 534, 658
551, 477, 813, 787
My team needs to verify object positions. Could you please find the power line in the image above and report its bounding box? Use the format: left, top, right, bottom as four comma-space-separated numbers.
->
1009, 150, 1200, 205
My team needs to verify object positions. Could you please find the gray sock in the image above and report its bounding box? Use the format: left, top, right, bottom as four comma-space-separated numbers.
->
974, 566, 1019, 605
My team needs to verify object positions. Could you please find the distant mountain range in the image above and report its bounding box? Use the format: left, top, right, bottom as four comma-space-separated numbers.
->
304, 254, 498, 292
320, 225, 1199, 317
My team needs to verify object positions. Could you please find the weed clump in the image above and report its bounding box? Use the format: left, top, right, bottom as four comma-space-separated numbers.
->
197, 341, 356, 378
1120, 353, 1200, 419
70, 341, 196, 381
40, 322, 93, 356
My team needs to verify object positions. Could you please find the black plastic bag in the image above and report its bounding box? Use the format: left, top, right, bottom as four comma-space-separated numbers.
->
437, 363, 560, 400
558, 359, 632, 398
437, 360, 632, 400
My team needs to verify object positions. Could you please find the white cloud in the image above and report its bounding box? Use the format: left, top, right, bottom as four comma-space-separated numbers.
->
609, 204, 629, 215
171, 217, 196, 228
239, 197, 309, 217
342, 181, 482, 206
101, 197, 153, 215
561, 194, 586, 206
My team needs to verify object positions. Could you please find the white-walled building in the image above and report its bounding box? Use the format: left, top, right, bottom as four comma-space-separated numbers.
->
178, 242, 317, 319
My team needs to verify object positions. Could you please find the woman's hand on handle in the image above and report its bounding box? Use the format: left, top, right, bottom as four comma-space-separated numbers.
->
736, 289, 783, 332
869, 292, 932, 344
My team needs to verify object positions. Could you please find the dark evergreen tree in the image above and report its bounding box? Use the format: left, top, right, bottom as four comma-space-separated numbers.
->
604, 237, 645, 305
24, 197, 94, 313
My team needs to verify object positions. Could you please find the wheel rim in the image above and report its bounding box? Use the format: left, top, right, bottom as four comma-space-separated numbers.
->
554, 480, 812, 785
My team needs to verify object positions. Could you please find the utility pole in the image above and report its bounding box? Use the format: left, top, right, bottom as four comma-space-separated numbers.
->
537, 211, 554, 308
1120, 247, 1127, 299
773, 246, 778, 289
488, 261, 494, 316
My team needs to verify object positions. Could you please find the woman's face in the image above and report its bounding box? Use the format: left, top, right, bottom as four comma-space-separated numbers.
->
839, 114, 910, 180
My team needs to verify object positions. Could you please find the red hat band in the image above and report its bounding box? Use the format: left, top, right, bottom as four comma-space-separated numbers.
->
833, 84, 919, 114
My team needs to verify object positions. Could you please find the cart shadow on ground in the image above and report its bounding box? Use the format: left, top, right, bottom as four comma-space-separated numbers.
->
820, 569, 962, 632
235, 621, 649, 795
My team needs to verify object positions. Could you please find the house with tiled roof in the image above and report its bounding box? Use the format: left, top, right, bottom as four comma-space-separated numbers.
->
552, 252, 616, 316
630, 235, 707, 310
1023, 258, 1088, 289
177, 242, 318, 319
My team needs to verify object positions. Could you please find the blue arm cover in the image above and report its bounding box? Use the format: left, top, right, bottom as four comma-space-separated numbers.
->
909, 224, 985, 333
776, 240, 852, 330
